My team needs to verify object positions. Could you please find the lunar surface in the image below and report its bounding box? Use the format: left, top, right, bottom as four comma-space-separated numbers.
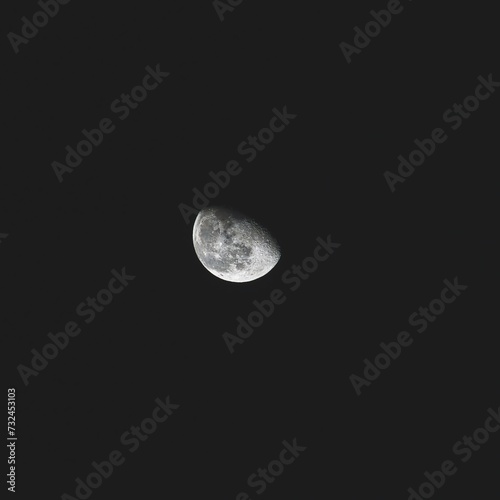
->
193, 206, 280, 283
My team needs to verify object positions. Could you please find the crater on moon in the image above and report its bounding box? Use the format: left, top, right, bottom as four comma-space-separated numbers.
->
192, 206, 280, 283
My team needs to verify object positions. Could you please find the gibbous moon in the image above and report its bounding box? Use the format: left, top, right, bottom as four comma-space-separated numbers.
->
193, 206, 280, 283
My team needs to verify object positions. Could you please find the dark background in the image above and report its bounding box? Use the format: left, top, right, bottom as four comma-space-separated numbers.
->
2, 0, 499, 498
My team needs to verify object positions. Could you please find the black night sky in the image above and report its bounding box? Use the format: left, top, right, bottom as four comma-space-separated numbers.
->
2, 1, 499, 498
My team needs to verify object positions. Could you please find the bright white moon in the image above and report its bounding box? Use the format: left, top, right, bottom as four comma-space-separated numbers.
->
193, 206, 281, 283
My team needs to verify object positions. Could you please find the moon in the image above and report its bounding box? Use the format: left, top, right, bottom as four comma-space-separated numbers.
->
192, 206, 281, 283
